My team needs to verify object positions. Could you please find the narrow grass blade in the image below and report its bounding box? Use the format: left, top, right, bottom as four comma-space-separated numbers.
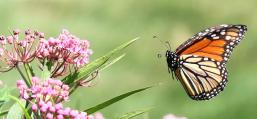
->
7, 95, 31, 119
100, 54, 126, 71
85, 86, 152, 114
0, 86, 12, 109
62, 37, 139, 84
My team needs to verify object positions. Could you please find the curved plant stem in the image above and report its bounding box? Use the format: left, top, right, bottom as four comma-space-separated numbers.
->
8, 95, 31, 119
16, 65, 31, 87
24, 63, 32, 83
69, 83, 79, 96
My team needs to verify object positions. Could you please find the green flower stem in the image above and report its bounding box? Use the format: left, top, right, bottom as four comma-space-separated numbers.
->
50, 61, 65, 78
24, 63, 33, 84
69, 83, 79, 96
16, 65, 31, 87
16, 65, 32, 111
27, 63, 35, 77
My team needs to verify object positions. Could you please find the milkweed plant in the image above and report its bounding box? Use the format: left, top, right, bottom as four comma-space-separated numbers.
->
0, 29, 186, 119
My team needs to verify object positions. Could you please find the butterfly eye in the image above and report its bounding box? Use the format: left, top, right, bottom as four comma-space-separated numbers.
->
165, 51, 169, 57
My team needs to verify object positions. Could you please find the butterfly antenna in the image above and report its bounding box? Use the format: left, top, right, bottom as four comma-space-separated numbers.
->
165, 41, 172, 51
153, 35, 168, 59
153, 35, 169, 50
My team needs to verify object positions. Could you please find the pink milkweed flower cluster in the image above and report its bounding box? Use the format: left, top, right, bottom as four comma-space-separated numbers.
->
93, 112, 105, 119
0, 29, 44, 71
16, 77, 97, 119
17, 77, 69, 102
36, 29, 93, 77
0, 29, 92, 77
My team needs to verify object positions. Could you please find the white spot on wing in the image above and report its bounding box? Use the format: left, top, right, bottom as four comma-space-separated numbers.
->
213, 36, 219, 39
225, 36, 231, 40
221, 24, 228, 27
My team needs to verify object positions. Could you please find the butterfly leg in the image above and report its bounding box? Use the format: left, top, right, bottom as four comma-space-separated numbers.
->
168, 67, 171, 73
171, 71, 175, 80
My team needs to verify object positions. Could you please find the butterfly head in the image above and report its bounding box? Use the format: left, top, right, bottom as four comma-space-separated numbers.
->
166, 50, 179, 71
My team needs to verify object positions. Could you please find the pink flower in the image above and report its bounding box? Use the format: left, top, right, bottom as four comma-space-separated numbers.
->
0, 29, 92, 77
46, 113, 53, 119
36, 29, 92, 77
57, 115, 64, 119
32, 104, 38, 111
17, 77, 69, 103
0, 48, 4, 56
163, 114, 187, 119
16, 77, 95, 119
94, 112, 105, 119
0, 29, 44, 71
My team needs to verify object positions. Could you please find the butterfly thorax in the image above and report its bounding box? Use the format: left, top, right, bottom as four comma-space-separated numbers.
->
166, 50, 179, 71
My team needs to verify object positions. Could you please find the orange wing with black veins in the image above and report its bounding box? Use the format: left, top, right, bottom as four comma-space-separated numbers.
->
175, 24, 247, 62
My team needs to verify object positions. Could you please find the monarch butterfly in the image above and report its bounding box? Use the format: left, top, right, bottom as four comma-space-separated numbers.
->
166, 24, 247, 100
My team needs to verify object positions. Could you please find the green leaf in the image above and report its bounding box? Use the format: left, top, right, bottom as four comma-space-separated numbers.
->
62, 56, 108, 84
0, 87, 10, 117
85, 86, 152, 114
62, 37, 139, 84
101, 37, 139, 60
7, 95, 31, 119
0, 110, 8, 117
27, 63, 35, 77
100, 54, 126, 71
0, 87, 11, 109
0, 100, 5, 109
118, 107, 153, 119
7, 102, 24, 119
46, 61, 54, 71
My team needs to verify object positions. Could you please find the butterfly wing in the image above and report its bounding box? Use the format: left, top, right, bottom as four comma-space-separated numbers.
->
174, 24, 247, 100
175, 55, 227, 100
176, 24, 247, 62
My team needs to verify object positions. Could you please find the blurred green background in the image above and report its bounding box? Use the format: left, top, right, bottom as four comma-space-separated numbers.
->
0, 0, 256, 119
